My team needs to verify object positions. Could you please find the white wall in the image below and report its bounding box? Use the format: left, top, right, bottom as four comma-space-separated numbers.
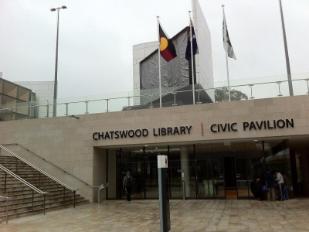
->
193, 0, 215, 101
133, 41, 158, 105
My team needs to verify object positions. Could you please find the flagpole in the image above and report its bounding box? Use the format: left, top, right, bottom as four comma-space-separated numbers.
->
189, 11, 196, 105
225, 51, 231, 102
278, 0, 293, 96
191, 0, 196, 19
222, 5, 231, 102
157, 16, 162, 107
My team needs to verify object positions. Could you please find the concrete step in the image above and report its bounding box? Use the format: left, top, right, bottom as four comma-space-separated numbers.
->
0, 151, 88, 222
0, 198, 88, 221
0, 194, 85, 214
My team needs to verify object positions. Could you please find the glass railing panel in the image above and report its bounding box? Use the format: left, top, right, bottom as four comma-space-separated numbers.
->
15, 104, 29, 116
28, 105, 38, 118
108, 97, 130, 112
131, 95, 142, 107
37, 104, 49, 118
293, 79, 309, 96
67, 102, 86, 116
88, 99, 107, 114
171, 88, 193, 106
56, 103, 66, 117
1, 77, 309, 121
230, 82, 283, 100
140, 88, 160, 107
47, 104, 53, 118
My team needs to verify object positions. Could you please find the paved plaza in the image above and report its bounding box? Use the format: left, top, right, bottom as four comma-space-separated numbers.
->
1, 199, 309, 232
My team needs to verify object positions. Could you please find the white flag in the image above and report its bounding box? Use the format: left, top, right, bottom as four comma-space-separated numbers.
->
223, 13, 236, 59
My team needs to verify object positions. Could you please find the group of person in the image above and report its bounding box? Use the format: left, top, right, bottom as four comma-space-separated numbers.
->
251, 170, 289, 201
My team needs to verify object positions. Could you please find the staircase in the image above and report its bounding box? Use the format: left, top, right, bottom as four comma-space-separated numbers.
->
0, 146, 88, 223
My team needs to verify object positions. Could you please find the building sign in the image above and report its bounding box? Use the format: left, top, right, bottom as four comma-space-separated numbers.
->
93, 125, 192, 141
92, 118, 295, 141
210, 118, 294, 133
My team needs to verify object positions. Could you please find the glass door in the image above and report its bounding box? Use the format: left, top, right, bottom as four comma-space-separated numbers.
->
144, 153, 158, 199
236, 158, 254, 198
196, 156, 224, 198
168, 150, 182, 199
116, 149, 145, 200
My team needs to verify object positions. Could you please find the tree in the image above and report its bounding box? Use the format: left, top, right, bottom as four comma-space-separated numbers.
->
215, 87, 248, 102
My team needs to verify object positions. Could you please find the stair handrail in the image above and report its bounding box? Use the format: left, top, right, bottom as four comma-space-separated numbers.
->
0, 165, 47, 218
0, 145, 76, 193
0, 164, 47, 195
3, 143, 92, 189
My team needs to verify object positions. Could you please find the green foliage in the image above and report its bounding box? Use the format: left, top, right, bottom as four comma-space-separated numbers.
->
215, 87, 248, 102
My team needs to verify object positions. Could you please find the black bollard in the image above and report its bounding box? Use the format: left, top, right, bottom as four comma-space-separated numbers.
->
157, 155, 171, 232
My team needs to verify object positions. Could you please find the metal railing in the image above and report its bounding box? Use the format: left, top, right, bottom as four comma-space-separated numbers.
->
93, 183, 109, 203
0, 164, 47, 219
3, 144, 110, 204
0, 78, 309, 120
0, 145, 77, 208
0, 195, 10, 224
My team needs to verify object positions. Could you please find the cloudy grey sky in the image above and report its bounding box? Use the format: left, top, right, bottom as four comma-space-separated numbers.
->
0, 0, 309, 99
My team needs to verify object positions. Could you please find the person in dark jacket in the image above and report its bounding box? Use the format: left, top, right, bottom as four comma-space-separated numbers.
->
123, 171, 133, 201
251, 177, 262, 199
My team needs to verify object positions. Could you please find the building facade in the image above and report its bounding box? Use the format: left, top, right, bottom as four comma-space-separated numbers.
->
0, 78, 36, 121
1, 95, 309, 201
133, 0, 214, 107
133, 41, 158, 105
138, 27, 213, 107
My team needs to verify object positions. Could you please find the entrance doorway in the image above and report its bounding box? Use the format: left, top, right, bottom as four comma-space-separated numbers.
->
96, 139, 297, 200
195, 155, 225, 198
116, 148, 158, 199
112, 145, 259, 200
115, 146, 183, 199
224, 157, 237, 198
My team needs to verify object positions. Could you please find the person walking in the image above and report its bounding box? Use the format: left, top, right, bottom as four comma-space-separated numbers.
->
123, 171, 133, 201
275, 171, 284, 201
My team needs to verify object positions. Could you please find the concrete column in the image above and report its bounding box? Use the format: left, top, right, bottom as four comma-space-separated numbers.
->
180, 147, 190, 198
108, 150, 117, 199
300, 151, 309, 196
93, 148, 106, 202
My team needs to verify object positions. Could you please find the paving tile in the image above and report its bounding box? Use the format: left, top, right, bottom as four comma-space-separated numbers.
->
1, 199, 309, 231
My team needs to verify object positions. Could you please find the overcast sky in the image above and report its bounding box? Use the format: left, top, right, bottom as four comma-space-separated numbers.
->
0, 0, 309, 99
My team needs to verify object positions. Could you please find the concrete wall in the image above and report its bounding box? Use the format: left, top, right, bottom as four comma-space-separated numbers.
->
93, 148, 107, 201
108, 150, 117, 199
0, 95, 309, 201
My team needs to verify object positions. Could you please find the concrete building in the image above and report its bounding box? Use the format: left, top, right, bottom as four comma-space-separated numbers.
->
15, 81, 54, 106
133, 0, 214, 107
0, 78, 36, 121
133, 41, 158, 105
15, 81, 54, 118
1, 95, 309, 202
136, 27, 213, 108
0, 78, 55, 120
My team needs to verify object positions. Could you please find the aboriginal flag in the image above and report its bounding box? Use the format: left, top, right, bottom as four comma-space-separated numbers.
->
159, 24, 177, 62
